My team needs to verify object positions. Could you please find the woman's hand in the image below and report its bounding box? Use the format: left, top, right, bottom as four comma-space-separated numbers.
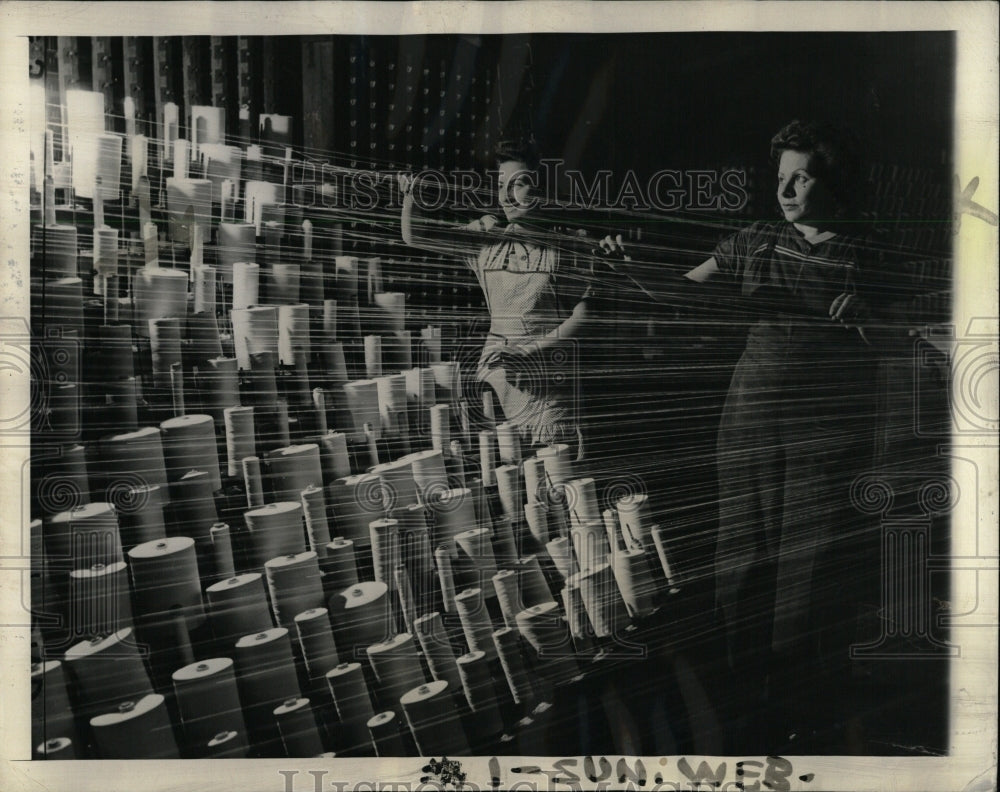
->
598, 234, 631, 268
397, 172, 415, 197
484, 341, 541, 371
828, 292, 871, 325
467, 214, 499, 234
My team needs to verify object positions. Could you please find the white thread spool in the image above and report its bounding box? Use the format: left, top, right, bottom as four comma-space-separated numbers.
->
295, 607, 339, 680
266, 444, 323, 504
320, 537, 360, 596
245, 351, 279, 406
367, 460, 417, 516
33, 225, 78, 278
453, 588, 496, 660
434, 545, 458, 613
265, 551, 325, 629
31, 661, 75, 751
495, 464, 524, 526
326, 474, 385, 545
373, 291, 405, 332
243, 456, 265, 508
233, 262, 261, 310
430, 361, 460, 406
404, 368, 435, 431
561, 580, 592, 641
518, 555, 555, 610
545, 536, 578, 580
69, 561, 132, 636
368, 518, 401, 590
400, 680, 469, 757
199, 357, 240, 422
64, 629, 154, 715
133, 267, 189, 333
315, 431, 351, 484
412, 611, 462, 692
148, 316, 182, 390
537, 444, 574, 487
617, 493, 654, 550
131, 134, 148, 191
456, 650, 504, 736
651, 525, 685, 591
420, 326, 442, 364
209, 523, 236, 580
172, 658, 247, 755
394, 564, 417, 634
333, 254, 359, 296
572, 563, 629, 638
514, 602, 578, 681
91, 694, 179, 759
205, 573, 273, 644
325, 662, 375, 725
72, 133, 122, 201
46, 503, 123, 571
234, 628, 302, 740
571, 519, 610, 574
219, 225, 257, 286
115, 484, 167, 550
448, 441, 467, 488
167, 473, 217, 548
128, 537, 205, 628
456, 527, 499, 583
193, 265, 216, 315
492, 627, 534, 705
173, 139, 190, 178
166, 177, 212, 243
93, 226, 119, 277
330, 581, 390, 660
232, 305, 279, 370
478, 430, 497, 487
566, 477, 602, 528
491, 569, 522, 631
603, 508, 626, 552
612, 548, 659, 618
35, 276, 83, 334
524, 501, 550, 546
301, 485, 332, 556
427, 487, 476, 552
374, 374, 408, 439
428, 403, 450, 454
384, 329, 412, 372
366, 633, 426, 713
187, 312, 223, 366
495, 515, 521, 566
35, 737, 76, 760
278, 303, 310, 365
160, 413, 221, 491
495, 421, 522, 465
367, 710, 405, 757
244, 502, 307, 569
320, 299, 338, 340
275, 697, 325, 758
363, 335, 382, 379
343, 380, 382, 442
224, 406, 256, 477
205, 729, 249, 758
408, 449, 449, 501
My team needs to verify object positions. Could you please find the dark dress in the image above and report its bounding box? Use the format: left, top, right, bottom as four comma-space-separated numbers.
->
711, 221, 884, 696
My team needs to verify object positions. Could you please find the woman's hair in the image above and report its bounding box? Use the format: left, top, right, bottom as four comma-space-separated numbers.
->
494, 136, 542, 172
770, 120, 864, 211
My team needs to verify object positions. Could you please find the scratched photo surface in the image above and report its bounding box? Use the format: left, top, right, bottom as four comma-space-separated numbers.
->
2, 4, 997, 792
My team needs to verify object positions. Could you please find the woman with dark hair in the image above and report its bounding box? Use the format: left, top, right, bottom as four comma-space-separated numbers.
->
605, 120, 896, 748
400, 138, 595, 460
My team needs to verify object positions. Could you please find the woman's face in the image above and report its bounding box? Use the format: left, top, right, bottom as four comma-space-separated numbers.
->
776, 149, 840, 227
497, 159, 535, 222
